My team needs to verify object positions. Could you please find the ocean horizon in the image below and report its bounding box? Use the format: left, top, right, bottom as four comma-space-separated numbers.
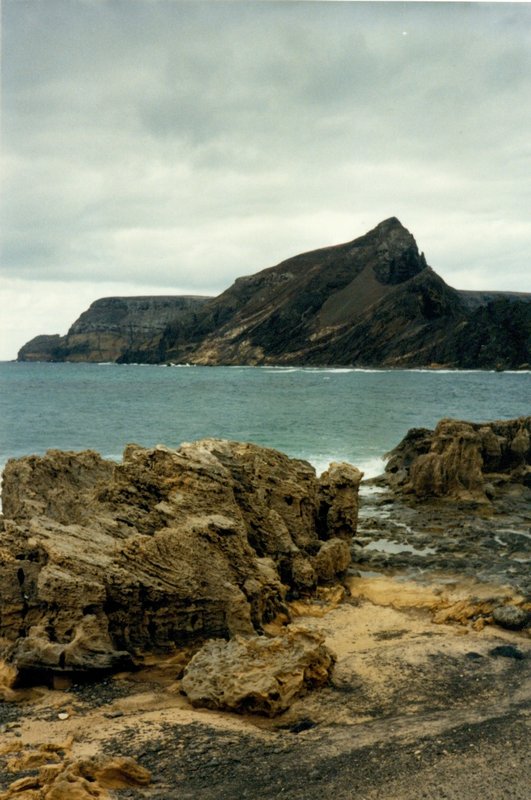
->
1, 362, 529, 482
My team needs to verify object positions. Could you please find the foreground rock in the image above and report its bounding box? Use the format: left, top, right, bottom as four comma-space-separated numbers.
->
0, 754, 150, 800
0, 440, 361, 678
1, 579, 529, 800
181, 627, 335, 716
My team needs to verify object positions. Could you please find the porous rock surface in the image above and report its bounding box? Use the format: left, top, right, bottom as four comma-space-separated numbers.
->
385, 416, 531, 500
0, 440, 361, 676
0, 755, 151, 800
181, 626, 335, 716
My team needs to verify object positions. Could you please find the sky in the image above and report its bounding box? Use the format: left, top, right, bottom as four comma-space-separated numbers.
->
1, 0, 531, 360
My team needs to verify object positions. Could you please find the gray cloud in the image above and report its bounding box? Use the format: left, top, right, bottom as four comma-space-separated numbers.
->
1, 0, 531, 359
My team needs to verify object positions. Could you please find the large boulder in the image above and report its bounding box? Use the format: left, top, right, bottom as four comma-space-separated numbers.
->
181, 627, 335, 716
385, 416, 531, 500
0, 440, 362, 677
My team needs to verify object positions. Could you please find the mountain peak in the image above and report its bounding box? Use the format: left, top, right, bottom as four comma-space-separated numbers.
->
376, 216, 403, 229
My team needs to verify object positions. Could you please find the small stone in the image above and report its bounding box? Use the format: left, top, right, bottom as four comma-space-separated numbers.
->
489, 644, 525, 660
492, 604, 529, 631
57, 712, 70, 720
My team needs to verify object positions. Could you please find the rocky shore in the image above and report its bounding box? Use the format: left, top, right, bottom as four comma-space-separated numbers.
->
0, 418, 529, 799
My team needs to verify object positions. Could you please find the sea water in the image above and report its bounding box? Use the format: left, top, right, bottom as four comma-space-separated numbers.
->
0, 362, 529, 479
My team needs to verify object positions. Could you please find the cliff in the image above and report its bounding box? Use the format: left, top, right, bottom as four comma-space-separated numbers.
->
18, 295, 209, 363
17, 219, 531, 368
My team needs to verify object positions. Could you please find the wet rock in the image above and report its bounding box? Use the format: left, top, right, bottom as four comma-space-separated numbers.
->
492, 604, 529, 631
180, 627, 335, 716
0, 440, 360, 676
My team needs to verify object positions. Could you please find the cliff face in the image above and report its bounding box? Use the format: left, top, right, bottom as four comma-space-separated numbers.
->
17, 219, 531, 368
18, 296, 210, 363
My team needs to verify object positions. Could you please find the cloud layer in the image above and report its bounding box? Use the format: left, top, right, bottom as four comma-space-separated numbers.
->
2, 0, 531, 358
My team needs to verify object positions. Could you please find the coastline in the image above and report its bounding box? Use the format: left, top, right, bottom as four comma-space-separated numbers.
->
1, 424, 530, 799
1, 571, 529, 800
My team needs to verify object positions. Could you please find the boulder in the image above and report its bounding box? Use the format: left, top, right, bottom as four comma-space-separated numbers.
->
0, 440, 361, 677
492, 605, 529, 631
180, 627, 335, 716
385, 416, 531, 501
409, 420, 485, 500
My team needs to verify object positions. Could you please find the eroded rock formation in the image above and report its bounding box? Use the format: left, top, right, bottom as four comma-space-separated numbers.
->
0, 441, 361, 678
0, 754, 151, 800
385, 416, 531, 500
181, 627, 335, 716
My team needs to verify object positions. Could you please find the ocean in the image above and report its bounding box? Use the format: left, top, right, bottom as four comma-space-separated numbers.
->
1, 362, 529, 481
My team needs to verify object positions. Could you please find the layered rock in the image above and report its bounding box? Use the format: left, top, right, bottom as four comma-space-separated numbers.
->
0, 441, 361, 677
385, 416, 531, 500
17, 296, 209, 363
18, 218, 531, 368
181, 627, 335, 716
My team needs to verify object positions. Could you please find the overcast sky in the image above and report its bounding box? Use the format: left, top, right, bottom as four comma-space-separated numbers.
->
1, 0, 530, 360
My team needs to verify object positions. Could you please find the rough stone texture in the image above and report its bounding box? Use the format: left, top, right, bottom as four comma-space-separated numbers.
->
180, 627, 335, 716
385, 417, 531, 500
17, 219, 531, 368
0, 440, 361, 676
0, 755, 150, 800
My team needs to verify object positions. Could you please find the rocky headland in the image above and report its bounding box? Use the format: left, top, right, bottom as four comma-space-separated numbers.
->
0, 420, 530, 800
17, 296, 210, 364
17, 218, 531, 369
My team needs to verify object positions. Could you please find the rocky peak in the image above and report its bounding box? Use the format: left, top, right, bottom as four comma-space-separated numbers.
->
361, 218, 428, 285
15, 219, 529, 368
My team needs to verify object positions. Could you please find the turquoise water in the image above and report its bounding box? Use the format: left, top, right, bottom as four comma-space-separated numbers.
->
0, 362, 529, 477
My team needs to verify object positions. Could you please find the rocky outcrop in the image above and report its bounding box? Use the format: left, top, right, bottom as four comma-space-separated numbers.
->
0, 755, 151, 800
181, 627, 335, 716
18, 218, 531, 368
162, 217, 429, 365
17, 296, 209, 363
0, 441, 361, 678
385, 416, 531, 500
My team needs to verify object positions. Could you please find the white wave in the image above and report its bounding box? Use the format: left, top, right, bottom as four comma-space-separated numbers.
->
306, 453, 385, 479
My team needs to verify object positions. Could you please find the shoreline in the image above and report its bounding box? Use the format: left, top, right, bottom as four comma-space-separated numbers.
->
1, 568, 529, 799
1, 422, 529, 799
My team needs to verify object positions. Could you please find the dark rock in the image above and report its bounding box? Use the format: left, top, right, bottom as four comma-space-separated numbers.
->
492, 605, 529, 631
17, 219, 531, 368
488, 645, 526, 660
18, 296, 209, 363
